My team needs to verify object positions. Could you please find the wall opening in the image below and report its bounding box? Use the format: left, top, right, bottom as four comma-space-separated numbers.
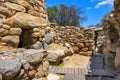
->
18, 29, 33, 48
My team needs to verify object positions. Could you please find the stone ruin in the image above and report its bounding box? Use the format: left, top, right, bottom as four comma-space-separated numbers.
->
103, 0, 120, 72
0, 0, 49, 48
0, 0, 97, 80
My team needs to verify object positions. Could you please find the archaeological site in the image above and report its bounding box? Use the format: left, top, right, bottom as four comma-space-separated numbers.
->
0, 0, 119, 80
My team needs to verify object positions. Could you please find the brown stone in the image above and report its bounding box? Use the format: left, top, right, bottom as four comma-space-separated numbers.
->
9, 28, 22, 36
0, 6, 12, 17
28, 70, 36, 79
115, 48, 120, 71
0, 28, 9, 37
5, 2, 26, 12
73, 46, 79, 53
5, 12, 48, 28
76, 43, 84, 48
81, 47, 88, 52
79, 51, 92, 56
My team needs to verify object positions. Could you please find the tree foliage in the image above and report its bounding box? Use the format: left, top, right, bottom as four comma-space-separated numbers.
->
47, 4, 87, 26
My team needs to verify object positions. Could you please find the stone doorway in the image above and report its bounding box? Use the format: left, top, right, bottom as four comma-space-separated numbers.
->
18, 29, 33, 48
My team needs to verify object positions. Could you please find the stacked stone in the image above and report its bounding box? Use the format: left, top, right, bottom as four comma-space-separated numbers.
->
54, 26, 95, 56
0, 49, 49, 80
103, 0, 120, 71
0, 0, 49, 48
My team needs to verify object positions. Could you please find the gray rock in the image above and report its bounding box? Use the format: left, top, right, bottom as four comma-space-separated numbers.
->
105, 53, 116, 69
31, 41, 42, 49
1, 35, 19, 47
23, 49, 47, 65
0, 59, 22, 80
42, 42, 49, 50
21, 60, 30, 70
47, 50, 65, 64
45, 33, 55, 44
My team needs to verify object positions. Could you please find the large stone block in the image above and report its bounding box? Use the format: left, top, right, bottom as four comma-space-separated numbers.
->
5, 12, 48, 29
5, 2, 26, 12
9, 28, 22, 36
0, 59, 21, 80
1, 35, 19, 47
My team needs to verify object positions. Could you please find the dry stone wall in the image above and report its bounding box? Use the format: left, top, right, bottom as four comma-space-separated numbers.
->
54, 26, 95, 56
0, 0, 49, 48
103, 0, 120, 70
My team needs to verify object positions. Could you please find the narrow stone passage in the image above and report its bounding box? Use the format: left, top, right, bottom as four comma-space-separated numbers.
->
49, 53, 117, 80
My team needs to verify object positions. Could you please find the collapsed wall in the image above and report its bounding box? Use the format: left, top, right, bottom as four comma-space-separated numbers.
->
103, 0, 120, 70
0, 0, 49, 48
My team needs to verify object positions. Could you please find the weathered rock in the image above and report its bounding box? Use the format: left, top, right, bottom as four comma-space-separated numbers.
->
47, 50, 65, 64
0, 59, 21, 80
115, 48, 120, 71
81, 47, 88, 52
2, 24, 10, 30
45, 33, 55, 44
31, 41, 42, 49
79, 51, 93, 56
5, 2, 26, 12
42, 42, 49, 50
5, 0, 33, 9
5, 12, 47, 28
28, 70, 36, 79
23, 49, 47, 65
9, 28, 22, 36
0, 28, 9, 37
73, 46, 79, 53
0, 6, 12, 16
105, 53, 116, 69
35, 61, 49, 78
76, 43, 84, 48
1, 35, 19, 47
21, 60, 31, 70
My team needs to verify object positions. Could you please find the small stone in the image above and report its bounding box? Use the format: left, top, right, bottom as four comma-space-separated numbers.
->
21, 60, 31, 70
47, 74, 60, 80
76, 43, 84, 48
45, 33, 55, 44
31, 41, 42, 49
28, 70, 36, 79
9, 28, 22, 36
81, 47, 88, 52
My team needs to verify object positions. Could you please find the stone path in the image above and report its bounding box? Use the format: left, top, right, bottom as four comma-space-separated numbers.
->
86, 53, 115, 80
49, 53, 116, 80
89, 53, 104, 69
49, 66, 88, 75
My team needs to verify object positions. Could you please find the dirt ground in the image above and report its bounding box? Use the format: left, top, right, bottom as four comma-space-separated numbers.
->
62, 54, 90, 68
